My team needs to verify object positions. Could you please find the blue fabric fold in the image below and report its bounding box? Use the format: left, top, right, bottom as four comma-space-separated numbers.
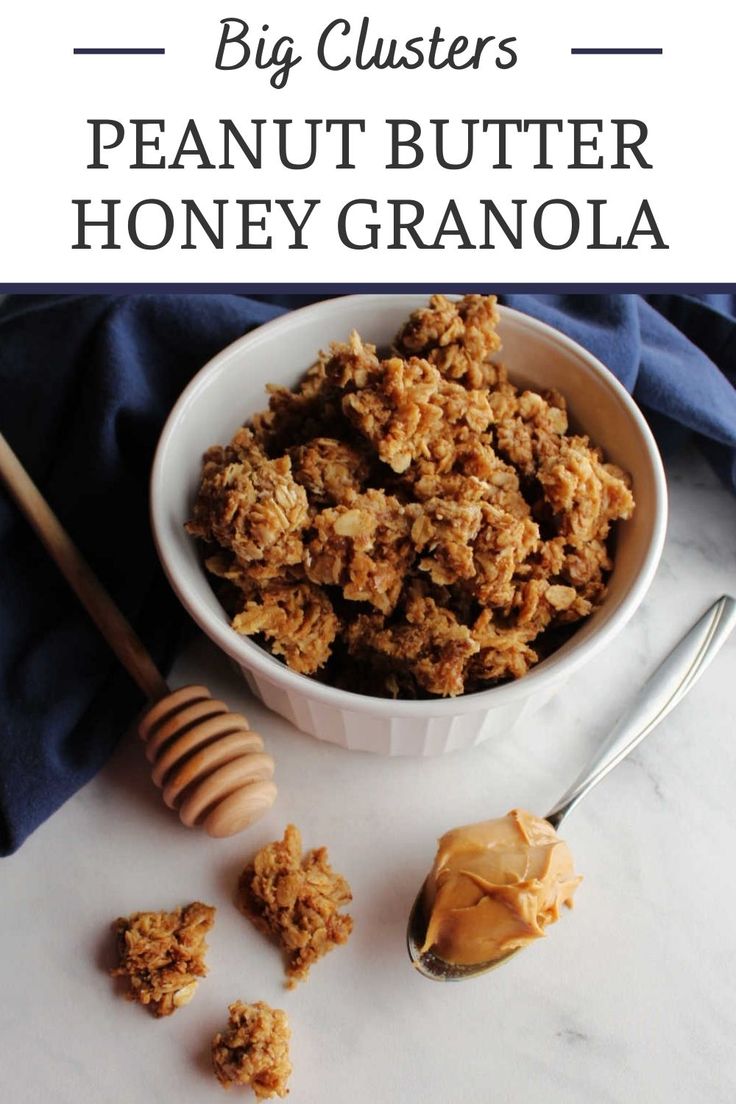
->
0, 292, 734, 854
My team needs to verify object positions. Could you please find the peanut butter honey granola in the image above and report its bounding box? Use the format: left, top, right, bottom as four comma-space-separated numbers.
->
238, 824, 353, 987
111, 901, 215, 1017
212, 1000, 291, 1098
187, 294, 635, 697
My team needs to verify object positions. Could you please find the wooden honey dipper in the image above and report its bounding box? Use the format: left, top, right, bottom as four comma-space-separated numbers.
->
0, 432, 277, 838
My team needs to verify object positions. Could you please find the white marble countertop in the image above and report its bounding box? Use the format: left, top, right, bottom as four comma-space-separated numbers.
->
2, 446, 735, 1104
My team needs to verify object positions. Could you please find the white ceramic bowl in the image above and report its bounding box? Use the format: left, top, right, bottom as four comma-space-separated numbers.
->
152, 296, 667, 756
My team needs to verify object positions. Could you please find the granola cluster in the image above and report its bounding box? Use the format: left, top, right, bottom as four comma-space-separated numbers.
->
187, 294, 635, 697
109, 825, 351, 1094
211, 1001, 292, 1099
238, 824, 353, 987
111, 901, 215, 1017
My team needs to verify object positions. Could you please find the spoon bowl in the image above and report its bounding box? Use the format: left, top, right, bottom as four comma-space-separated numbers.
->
407, 877, 521, 981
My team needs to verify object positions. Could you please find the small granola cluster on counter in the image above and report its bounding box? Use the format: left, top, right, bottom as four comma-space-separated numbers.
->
238, 824, 353, 987
108, 824, 348, 1093
187, 294, 635, 697
212, 1001, 292, 1099
111, 901, 215, 1017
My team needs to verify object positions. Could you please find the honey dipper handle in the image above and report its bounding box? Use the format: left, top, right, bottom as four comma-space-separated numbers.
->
0, 431, 169, 703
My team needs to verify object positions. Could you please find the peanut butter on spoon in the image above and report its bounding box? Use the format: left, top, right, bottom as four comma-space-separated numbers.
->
420, 810, 580, 966
408, 598, 736, 981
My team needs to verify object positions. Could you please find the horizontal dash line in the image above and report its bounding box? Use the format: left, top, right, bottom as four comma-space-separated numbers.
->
571, 47, 663, 55
73, 48, 165, 55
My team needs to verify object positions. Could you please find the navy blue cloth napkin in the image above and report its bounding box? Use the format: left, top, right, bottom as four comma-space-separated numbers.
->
1, 292, 734, 855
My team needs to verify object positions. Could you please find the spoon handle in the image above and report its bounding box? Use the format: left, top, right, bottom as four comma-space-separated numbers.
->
546, 595, 736, 828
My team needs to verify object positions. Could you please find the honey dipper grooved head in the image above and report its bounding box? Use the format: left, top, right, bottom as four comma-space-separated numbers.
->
137, 685, 277, 838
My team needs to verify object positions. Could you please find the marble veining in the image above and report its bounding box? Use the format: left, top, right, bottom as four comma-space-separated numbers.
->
1, 446, 735, 1103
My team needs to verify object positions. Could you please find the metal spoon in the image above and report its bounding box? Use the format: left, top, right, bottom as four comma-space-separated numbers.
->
408, 594, 736, 981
